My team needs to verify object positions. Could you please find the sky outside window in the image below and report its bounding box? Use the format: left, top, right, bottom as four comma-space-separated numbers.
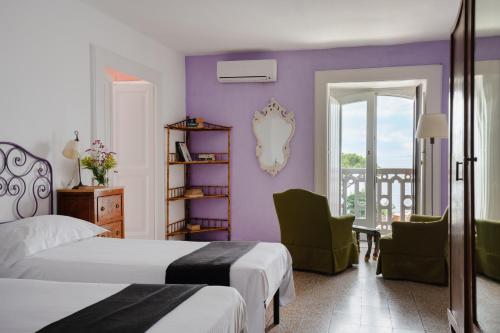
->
341, 96, 413, 168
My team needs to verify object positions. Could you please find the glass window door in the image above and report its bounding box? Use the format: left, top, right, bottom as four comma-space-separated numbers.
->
330, 90, 416, 232
375, 95, 415, 231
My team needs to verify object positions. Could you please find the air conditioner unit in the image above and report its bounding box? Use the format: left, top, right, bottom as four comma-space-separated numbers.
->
217, 59, 277, 83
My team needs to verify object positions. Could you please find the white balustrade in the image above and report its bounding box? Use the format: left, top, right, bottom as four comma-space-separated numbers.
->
341, 168, 414, 231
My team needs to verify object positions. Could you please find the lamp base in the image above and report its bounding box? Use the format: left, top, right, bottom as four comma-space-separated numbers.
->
72, 185, 88, 189
72, 181, 88, 190
72, 159, 85, 190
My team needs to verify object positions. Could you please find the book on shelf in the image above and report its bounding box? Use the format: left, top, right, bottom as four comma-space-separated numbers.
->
186, 117, 205, 128
197, 153, 216, 161
175, 141, 192, 162
185, 188, 204, 198
186, 118, 197, 127
186, 223, 201, 231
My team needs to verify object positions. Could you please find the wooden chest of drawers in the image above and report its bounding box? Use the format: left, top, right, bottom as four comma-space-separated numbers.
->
57, 187, 124, 238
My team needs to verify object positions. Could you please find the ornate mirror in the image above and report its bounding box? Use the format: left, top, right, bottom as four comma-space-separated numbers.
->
253, 99, 295, 176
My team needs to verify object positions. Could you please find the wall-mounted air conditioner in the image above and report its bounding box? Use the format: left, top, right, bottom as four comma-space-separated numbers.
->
217, 59, 277, 83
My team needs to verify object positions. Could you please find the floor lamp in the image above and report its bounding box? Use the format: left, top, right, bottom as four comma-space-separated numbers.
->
416, 113, 448, 215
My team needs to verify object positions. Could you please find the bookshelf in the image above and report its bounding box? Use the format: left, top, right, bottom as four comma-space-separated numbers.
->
165, 119, 231, 240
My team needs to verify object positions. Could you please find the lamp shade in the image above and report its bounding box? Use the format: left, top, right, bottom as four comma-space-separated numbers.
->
62, 139, 80, 160
416, 113, 448, 139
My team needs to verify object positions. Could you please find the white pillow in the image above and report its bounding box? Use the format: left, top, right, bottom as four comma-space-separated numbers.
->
0, 215, 107, 267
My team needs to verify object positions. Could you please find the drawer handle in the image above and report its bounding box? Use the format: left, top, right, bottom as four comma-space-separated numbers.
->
115, 204, 120, 209
115, 230, 119, 235
100, 206, 105, 211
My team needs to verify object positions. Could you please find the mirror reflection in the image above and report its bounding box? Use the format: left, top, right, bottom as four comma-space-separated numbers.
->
474, 1, 500, 331
253, 99, 295, 176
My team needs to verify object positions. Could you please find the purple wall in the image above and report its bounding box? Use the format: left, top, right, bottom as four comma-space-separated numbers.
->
476, 36, 500, 60
185, 41, 453, 242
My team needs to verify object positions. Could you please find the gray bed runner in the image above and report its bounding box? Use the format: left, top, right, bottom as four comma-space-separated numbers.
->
37, 284, 205, 333
165, 241, 258, 286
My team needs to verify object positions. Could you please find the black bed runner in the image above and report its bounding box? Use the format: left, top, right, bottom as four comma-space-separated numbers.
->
37, 284, 205, 333
165, 241, 258, 286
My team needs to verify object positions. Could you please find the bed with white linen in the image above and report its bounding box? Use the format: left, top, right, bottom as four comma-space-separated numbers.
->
2, 229, 295, 333
0, 142, 295, 333
0, 278, 246, 333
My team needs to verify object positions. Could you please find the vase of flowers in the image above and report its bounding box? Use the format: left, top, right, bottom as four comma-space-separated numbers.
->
81, 140, 117, 186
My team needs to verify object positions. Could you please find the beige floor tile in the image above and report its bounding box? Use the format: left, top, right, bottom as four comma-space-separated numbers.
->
270, 242, 450, 333
332, 301, 362, 314
359, 325, 393, 333
419, 312, 449, 332
331, 310, 361, 325
389, 309, 424, 330
329, 323, 361, 333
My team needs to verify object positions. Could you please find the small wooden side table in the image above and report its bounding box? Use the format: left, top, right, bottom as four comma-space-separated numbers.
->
57, 187, 125, 238
352, 225, 381, 261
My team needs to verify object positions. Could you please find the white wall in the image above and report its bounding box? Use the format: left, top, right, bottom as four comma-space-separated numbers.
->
0, 0, 185, 226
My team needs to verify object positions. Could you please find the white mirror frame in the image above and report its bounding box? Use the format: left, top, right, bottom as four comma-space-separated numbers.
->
252, 98, 295, 176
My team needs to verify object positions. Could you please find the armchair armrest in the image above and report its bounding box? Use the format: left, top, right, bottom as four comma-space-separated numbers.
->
392, 221, 448, 256
409, 214, 442, 223
380, 234, 397, 253
476, 219, 500, 252
329, 215, 355, 250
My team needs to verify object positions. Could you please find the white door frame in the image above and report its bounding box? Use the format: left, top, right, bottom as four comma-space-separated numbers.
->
90, 45, 164, 239
315, 65, 443, 215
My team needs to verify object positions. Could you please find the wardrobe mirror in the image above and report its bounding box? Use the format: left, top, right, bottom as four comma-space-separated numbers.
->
474, 0, 500, 331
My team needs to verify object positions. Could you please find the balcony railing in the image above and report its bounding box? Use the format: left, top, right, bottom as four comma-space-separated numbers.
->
341, 168, 414, 232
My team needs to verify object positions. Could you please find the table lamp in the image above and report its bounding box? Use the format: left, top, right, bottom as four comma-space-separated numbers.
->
63, 130, 83, 189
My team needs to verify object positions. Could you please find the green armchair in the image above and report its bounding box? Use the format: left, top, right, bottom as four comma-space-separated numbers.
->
376, 209, 449, 285
476, 219, 500, 281
273, 189, 358, 274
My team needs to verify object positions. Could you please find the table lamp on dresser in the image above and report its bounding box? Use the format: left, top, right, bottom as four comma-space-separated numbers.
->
63, 130, 83, 189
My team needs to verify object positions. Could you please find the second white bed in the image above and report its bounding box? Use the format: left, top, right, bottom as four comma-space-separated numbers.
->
0, 278, 246, 333
2, 237, 295, 333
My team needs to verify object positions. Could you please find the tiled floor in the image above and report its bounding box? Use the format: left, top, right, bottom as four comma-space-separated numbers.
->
266, 244, 449, 333
477, 275, 500, 332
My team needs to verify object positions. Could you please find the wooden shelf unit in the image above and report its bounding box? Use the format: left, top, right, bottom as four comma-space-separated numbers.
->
165, 119, 231, 240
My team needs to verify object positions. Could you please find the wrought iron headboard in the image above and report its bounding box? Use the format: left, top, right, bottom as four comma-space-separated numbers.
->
0, 142, 53, 221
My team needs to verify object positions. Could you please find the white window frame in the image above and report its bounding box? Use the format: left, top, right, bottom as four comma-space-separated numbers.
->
314, 65, 443, 215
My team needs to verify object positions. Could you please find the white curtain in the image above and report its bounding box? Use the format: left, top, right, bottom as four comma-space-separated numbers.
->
328, 96, 341, 215
474, 68, 500, 220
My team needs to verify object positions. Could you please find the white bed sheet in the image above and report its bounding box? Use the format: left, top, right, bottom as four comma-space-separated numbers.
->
0, 278, 246, 333
1, 238, 295, 333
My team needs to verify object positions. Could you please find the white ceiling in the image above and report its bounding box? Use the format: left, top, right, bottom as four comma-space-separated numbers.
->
82, 0, 462, 56
477, 0, 500, 37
